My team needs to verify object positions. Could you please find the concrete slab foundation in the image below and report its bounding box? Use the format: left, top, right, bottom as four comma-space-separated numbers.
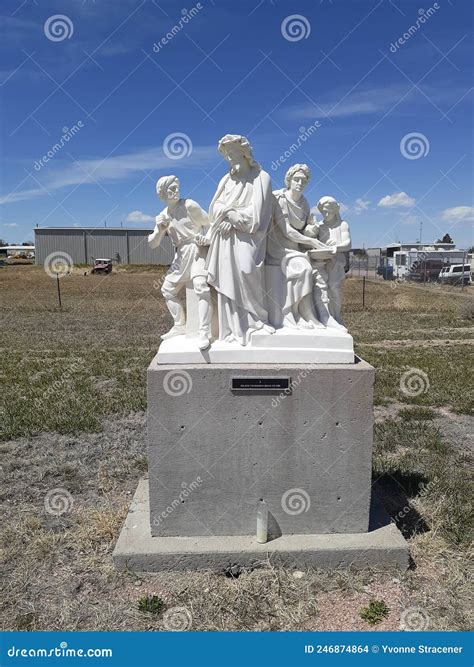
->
113, 479, 410, 572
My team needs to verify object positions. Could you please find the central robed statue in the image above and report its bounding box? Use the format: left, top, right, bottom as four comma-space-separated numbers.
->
206, 134, 275, 345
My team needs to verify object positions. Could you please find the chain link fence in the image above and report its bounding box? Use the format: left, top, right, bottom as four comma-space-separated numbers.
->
347, 250, 472, 289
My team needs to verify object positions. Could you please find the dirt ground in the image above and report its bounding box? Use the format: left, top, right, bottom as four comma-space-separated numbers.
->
0, 266, 472, 631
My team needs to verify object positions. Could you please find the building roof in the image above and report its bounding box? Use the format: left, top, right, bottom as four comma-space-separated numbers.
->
384, 242, 455, 248
1, 245, 35, 251
34, 227, 152, 232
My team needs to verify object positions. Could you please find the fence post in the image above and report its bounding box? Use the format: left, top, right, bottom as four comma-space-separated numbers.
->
56, 273, 62, 309
362, 276, 366, 309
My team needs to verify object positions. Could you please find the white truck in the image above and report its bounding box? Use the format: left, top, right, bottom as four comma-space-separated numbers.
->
438, 264, 471, 285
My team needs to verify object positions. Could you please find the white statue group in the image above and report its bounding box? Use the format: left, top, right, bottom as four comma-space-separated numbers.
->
149, 134, 351, 351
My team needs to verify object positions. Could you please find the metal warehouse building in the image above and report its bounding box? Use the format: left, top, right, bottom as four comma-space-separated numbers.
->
34, 227, 173, 266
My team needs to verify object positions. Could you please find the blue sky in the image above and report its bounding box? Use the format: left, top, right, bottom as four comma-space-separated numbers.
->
0, 0, 472, 249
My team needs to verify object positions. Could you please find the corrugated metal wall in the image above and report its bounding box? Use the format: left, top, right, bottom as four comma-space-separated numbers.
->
34, 228, 174, 266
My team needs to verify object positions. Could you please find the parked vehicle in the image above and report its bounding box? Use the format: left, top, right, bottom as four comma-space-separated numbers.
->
408, 259, 445, 282
377, 265, 394, 280
90, 258, 112, 274
438, 264, 471, 285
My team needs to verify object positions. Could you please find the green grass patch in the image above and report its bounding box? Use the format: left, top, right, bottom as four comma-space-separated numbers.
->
398, 407, 436, 421
1, 348, 150, 441
373, 419, 473, 547
358, 345, 473, 415
138, 596, 164, 615
359, 600, 389, 625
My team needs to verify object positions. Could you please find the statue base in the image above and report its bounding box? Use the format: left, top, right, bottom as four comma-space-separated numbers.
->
156, 328, 354, 364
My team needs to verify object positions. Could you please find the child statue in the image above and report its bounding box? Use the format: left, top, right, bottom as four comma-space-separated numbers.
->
305, 196, 351, 330
148, 175, 212, 350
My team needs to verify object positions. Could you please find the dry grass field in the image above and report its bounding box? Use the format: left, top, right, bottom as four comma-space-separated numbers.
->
0, 265, 473, 631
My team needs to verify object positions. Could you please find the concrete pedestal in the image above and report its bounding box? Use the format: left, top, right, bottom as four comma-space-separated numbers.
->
113, 355, 409, 570
147, 358, 374, 537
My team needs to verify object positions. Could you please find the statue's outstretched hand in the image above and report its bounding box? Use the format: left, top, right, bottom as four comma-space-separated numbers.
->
148, 213, 171, 244
309, 238, 328, 250
195, 234, 210, 246
218, 220, 233, 235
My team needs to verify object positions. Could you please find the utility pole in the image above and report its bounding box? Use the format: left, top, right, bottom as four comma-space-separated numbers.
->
419, 220, 423, 245
461, 251, 466, 290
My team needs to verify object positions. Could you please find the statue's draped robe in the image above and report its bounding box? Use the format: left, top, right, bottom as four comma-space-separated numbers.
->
266, 191, 313, 312
206, 167, 272, 345
310, 220, 348, 307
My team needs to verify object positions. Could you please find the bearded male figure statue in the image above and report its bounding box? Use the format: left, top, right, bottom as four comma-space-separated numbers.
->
206, 134, 275, 345
148, 175, 212, 350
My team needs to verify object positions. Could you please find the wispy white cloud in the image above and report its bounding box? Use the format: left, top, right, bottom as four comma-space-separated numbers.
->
354, 198, 370, 214
440, 206, 474, 223
378, 192, 416, 208
281, 83, 472, 121
0, 188, 46, 205
0, 145, 217, 205
2, 222, 18, 227
282, 85, 409, 121
125, 210, 154, 224
400, 214, 419, 225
